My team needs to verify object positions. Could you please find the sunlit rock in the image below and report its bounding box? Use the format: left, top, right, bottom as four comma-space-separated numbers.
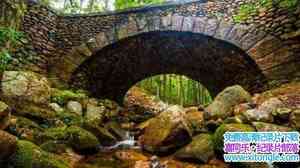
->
85, 100, 105, 124
243, 97, 284, 122
49, 103, 64, 113
66, 101, 83, 116
2, 71, 51, 104
205, 85, 252, 120
138, 105, 191, 153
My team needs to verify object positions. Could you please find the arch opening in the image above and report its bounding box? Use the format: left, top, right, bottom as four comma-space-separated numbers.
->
70, 31, 267, 104
124, 74, 213, 107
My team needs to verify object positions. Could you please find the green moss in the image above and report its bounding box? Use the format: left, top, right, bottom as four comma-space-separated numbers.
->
55, 110, 82, 126
41, 126, 99, 152
278, 0, 298, 9
233, 4, 257, 23
233, 0, 299, 23
14, 102, 56, 121
213, 124, 255, 152
40, 141, 69, 154
9, 140, 69, 168
51, 89, 87, 105
8, 116, 44, 142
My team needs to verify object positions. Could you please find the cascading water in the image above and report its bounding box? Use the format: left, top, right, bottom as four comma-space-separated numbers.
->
102, 131, 139, 151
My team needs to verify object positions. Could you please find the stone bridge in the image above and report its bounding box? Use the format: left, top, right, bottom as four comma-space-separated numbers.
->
19, 0, 300, 102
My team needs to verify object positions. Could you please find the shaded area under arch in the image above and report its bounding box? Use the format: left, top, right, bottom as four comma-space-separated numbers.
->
70, 31, 267, 103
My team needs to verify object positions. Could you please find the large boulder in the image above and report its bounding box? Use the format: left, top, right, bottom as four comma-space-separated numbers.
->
213, 123, 255, 152
242, 97, 284, 122
205, 85, 252, 120
174, 134, 215, 163
0, 130, 17, 160
40, 126, 100, 153
12, 102, 56, 121
8, 140, 69, 168
138, 105, 191, 153
0, 101, 10, 130
2, 71, 51, 104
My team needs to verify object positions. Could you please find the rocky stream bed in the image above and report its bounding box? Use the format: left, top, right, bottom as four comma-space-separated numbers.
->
0, 71, 299, 168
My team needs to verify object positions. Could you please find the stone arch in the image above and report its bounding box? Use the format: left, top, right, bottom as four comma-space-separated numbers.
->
52, 15, 285, 81
69, 31, 267, 103
51, 13, 298, 102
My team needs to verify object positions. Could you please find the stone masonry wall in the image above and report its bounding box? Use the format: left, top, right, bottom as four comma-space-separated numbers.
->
12, 0, 58, 74
17, 0, 300, 88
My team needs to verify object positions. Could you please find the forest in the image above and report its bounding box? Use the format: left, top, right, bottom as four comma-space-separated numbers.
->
136, 74, 212, 106
40, 0, 166, 13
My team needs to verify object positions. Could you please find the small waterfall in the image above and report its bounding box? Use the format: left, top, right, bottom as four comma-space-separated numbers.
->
102, 131, 139, 150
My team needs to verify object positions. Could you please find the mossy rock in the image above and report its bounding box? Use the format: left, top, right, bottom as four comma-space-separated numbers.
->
82, 121, 117, 146
174, 134, 215, 163
104, 121, 127, 140
252, 122, 294, 132
51, 89, 87, 106
13, 102, 56, 122
55, 110, 82, 126
213, 123, 255, 152
7, 116, 44, 142
139, 106, 191, 153
40, 141, 70, 154
8, 140, 69, 168
40, 126, 100, 153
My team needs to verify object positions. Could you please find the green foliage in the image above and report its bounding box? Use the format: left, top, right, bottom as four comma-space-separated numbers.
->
136, 74, 212, 106
278, 0, 298, 8
49, 0, 106, 14
233, 4, 256, 23
0, 26, 24, 72
0, 27, 24, 47
0, 50, 12, 71
234, 0, 299, 23
48, 0, 166, 13
115, 0, 165, 10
